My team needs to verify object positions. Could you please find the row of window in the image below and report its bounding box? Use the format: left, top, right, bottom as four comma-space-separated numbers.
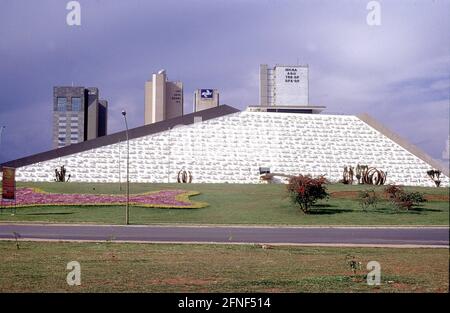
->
58, 137, 79, 142
58, 123, 80, 127
58, 131, 79, 135
56, 97, 82, 112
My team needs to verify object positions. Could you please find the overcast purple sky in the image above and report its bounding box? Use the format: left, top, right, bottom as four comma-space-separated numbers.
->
0, 0, 449, 164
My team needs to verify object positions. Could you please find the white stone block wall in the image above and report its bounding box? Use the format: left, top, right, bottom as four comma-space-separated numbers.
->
14, 111, 449, 187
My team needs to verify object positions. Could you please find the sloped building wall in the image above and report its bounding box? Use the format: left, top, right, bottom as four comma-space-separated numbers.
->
15, 111, 449, 187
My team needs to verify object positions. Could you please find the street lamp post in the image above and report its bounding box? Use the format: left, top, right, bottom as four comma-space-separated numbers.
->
118, 138, 122, 192
121, 111, 130, 225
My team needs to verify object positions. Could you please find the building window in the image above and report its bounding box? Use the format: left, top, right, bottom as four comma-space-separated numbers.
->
57, 97, 67, 112
71, 97, 82, 111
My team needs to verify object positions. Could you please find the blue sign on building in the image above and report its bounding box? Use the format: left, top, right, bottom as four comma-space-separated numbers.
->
200, 89, 213, 99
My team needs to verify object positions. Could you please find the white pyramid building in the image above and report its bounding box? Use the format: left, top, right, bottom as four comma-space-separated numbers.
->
4, 106, 448, 187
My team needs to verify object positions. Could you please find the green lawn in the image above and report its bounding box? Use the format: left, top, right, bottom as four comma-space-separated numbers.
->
0, 241, 447, 292
0, 182, 448, 226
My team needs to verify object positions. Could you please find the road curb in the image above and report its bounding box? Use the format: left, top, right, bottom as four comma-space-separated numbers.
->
0, 238, 448, 249
0, 222, 448, 229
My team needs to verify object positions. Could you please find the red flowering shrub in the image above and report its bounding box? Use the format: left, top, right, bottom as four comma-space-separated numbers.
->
287, 175, 329, 213
384, 185, 426, 210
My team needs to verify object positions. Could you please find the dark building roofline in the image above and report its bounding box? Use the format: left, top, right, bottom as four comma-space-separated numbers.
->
1, 105, 240, 169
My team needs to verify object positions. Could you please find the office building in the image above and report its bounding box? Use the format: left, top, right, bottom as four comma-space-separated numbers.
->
52, 86, 108, 148
193, 89, 219, 112
144, 70, 183, 125
257, 64, 326, 114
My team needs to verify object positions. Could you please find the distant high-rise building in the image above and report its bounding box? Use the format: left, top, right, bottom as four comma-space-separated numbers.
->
253, 64, 325, 114
193, 89, 219, 112
53, 86, 108, 149
144, 70, 183, 125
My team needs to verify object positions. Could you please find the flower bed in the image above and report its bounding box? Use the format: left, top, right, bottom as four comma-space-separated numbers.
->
1, 187, 207, 209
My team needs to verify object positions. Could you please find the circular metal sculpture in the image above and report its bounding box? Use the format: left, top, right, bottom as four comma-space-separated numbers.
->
177, 170, 192, 183
362, 167, 387, 185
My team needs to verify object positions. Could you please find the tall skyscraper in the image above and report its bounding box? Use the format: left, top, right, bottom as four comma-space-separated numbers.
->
259, 64, 309, 107
193, 89, 219, 112
144, 69, 183, 125
53, 86, 108, 148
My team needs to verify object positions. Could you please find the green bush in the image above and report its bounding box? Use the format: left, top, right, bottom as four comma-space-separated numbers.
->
358, 189, 379, 211
287, 175, 329, 214
384, 185, 426, 210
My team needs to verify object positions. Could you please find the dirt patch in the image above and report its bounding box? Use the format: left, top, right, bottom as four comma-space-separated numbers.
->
424, 194, 449, 201
391, 282, 415, 291
147, 278, 219, 286
330, 191, 361, 199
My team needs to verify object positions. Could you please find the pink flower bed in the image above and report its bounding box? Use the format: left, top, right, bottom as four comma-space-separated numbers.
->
1, 187, 205, 209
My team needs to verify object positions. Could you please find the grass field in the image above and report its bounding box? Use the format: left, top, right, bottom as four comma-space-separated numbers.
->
0, 182, 448, 225
0, 241, 447, 292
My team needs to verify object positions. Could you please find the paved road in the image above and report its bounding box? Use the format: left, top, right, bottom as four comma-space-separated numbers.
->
0, 224, 448, 247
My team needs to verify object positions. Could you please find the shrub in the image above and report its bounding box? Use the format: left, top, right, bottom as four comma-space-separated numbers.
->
384, 185, 426, 210
384, 185, 403, 198
287, 175, 329, 213
346, 254, 362, 275
358, 189, 379, 211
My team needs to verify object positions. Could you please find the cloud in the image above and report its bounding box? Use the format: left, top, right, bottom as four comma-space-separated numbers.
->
0, 0, 449, 163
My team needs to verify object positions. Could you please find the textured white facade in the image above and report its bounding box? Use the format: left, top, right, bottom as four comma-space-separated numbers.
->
14, 111, 449, 187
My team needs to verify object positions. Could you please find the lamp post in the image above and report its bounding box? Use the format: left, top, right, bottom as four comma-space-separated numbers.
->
118, 138, 122, 192
121, 111, 129, 225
